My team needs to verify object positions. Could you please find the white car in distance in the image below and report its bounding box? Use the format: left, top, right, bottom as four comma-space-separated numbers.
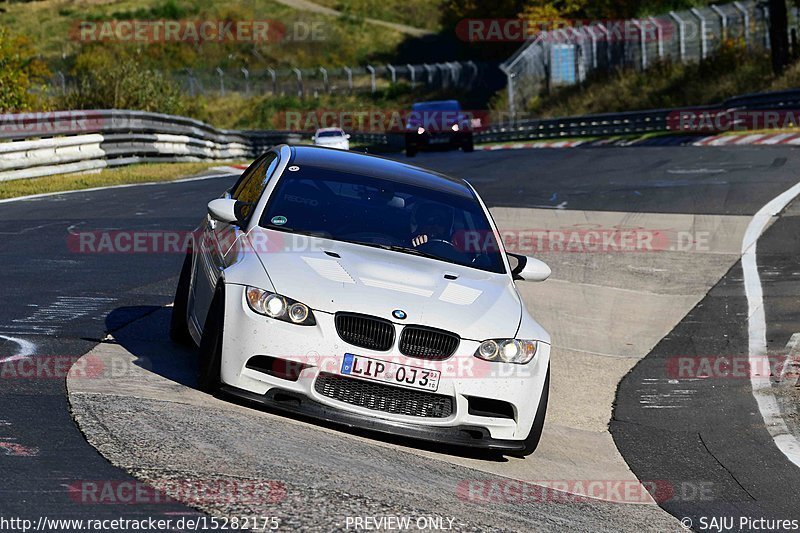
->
312, 127, 350, 150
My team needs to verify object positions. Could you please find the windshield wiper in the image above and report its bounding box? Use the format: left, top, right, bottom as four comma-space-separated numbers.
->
338, 240, 442, 261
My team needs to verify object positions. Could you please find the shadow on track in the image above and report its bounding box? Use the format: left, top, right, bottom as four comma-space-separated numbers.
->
105, 305, 512, 463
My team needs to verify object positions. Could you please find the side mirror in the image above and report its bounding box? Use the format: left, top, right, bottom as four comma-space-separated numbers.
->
311, 136, 317, 141
508, 253, 551, 282
208, 198, 247, 226
345, 134, 351, 139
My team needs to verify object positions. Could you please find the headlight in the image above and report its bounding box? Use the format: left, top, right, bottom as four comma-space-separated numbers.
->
451, 123, 460, 132
417, 126, 425, 135
246, 286, 316, 326
475, 339, 537, 364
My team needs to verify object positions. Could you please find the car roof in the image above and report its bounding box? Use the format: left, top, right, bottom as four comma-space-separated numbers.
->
315, 127, 344, 133
287, 145, 473, 198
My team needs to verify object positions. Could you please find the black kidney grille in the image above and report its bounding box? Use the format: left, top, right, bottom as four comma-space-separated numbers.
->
314, 372, 453, 418
399, 326, 460, 360
335, 313, 395, 351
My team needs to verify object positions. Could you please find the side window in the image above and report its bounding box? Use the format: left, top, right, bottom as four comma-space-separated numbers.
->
231, 152, 279, 222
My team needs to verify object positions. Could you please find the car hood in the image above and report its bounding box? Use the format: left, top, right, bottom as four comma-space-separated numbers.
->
247, 228, 524, 340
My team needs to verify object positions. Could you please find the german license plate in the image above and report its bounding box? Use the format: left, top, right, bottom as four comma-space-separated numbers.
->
429, 136, 450, 144
340, 353, 440, 392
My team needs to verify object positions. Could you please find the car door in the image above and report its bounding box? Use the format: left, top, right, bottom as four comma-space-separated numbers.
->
191, 152, 279, 331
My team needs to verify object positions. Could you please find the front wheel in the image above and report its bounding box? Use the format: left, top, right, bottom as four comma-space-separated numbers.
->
197, 284, 225, 393
461, 133, 474, 153
516, 366, 549, 457
169, 250, 194, 345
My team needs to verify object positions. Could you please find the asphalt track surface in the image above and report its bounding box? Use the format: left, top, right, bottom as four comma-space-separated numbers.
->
1, 145, 800, 530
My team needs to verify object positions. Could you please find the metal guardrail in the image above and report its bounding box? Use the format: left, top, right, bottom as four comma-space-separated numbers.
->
2, 86, 800, 182
0, 110, 302, 182
474, 88, 800, 144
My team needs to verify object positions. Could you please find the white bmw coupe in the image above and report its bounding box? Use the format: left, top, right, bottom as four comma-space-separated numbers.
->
171, 145, 552, 455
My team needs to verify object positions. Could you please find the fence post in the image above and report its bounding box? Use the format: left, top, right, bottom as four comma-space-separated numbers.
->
596, 23, 611, 67
387, 64, 396, 84
760, 3, 771, 49
500, 65, 516, 124
343, 66, 353, 93
293, 68, 303, 98
691, 8, 708, 59
366, 65, 376, 93
588, 25, 599, 69
632, 19, 647, 69
669, 12, 686, 61
216, 67, 225, 96
650, 17, 665, 59
423, 63, 434, 84
267, 68, 277, 95
466, 61, 478, 86
711, 5, 728, 41
319, 67, 329, 93
435, 64, 448, 89
407, 64, 416, 88
734, 2, 751, 50
241, 67, 250, 96
56, 71, 67, 95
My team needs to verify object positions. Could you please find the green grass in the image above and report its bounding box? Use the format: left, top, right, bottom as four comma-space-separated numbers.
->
312, 0, 443, 32
0, 161, 237, 200
0, 0, 407, 69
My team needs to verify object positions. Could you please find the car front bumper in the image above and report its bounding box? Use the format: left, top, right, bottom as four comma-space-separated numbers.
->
219, 284, 550, 449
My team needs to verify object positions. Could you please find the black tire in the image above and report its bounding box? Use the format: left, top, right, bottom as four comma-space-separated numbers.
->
169, 250, 194, 345
517, 366, 549, 457
197, 284, 225, 393
406, 145, 418, 157
462, 134, 474, 153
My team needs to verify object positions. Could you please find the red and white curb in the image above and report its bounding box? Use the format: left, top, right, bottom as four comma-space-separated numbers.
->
209, 164, 248, 174
694, 132, 800, 146
477, 140, 587, 151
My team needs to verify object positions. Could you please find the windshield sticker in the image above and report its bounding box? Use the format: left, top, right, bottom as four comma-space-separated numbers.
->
288, 166, 300, 172
271, 216, 288, 226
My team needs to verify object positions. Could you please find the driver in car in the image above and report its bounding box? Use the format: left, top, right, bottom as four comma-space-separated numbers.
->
410, 201, 455, 248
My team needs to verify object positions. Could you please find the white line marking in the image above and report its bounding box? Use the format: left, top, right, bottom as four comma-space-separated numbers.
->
743, 181, 800, 468
0, 335, 35, 363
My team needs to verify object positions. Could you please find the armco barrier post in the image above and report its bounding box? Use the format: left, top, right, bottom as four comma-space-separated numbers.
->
216, 67, 225, 96
387, 64, 396, 85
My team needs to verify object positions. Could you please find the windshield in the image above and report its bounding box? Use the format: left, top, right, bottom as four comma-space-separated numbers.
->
260, 165, 505, 274
317, 130, 344, 138
412, 101, 461, 112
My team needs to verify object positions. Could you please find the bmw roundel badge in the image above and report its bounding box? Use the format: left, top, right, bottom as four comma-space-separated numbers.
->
392, 309, 407, 320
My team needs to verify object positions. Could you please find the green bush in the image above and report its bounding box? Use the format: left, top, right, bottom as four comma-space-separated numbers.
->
57, 46, 194, 115
0, 27, 50, 112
